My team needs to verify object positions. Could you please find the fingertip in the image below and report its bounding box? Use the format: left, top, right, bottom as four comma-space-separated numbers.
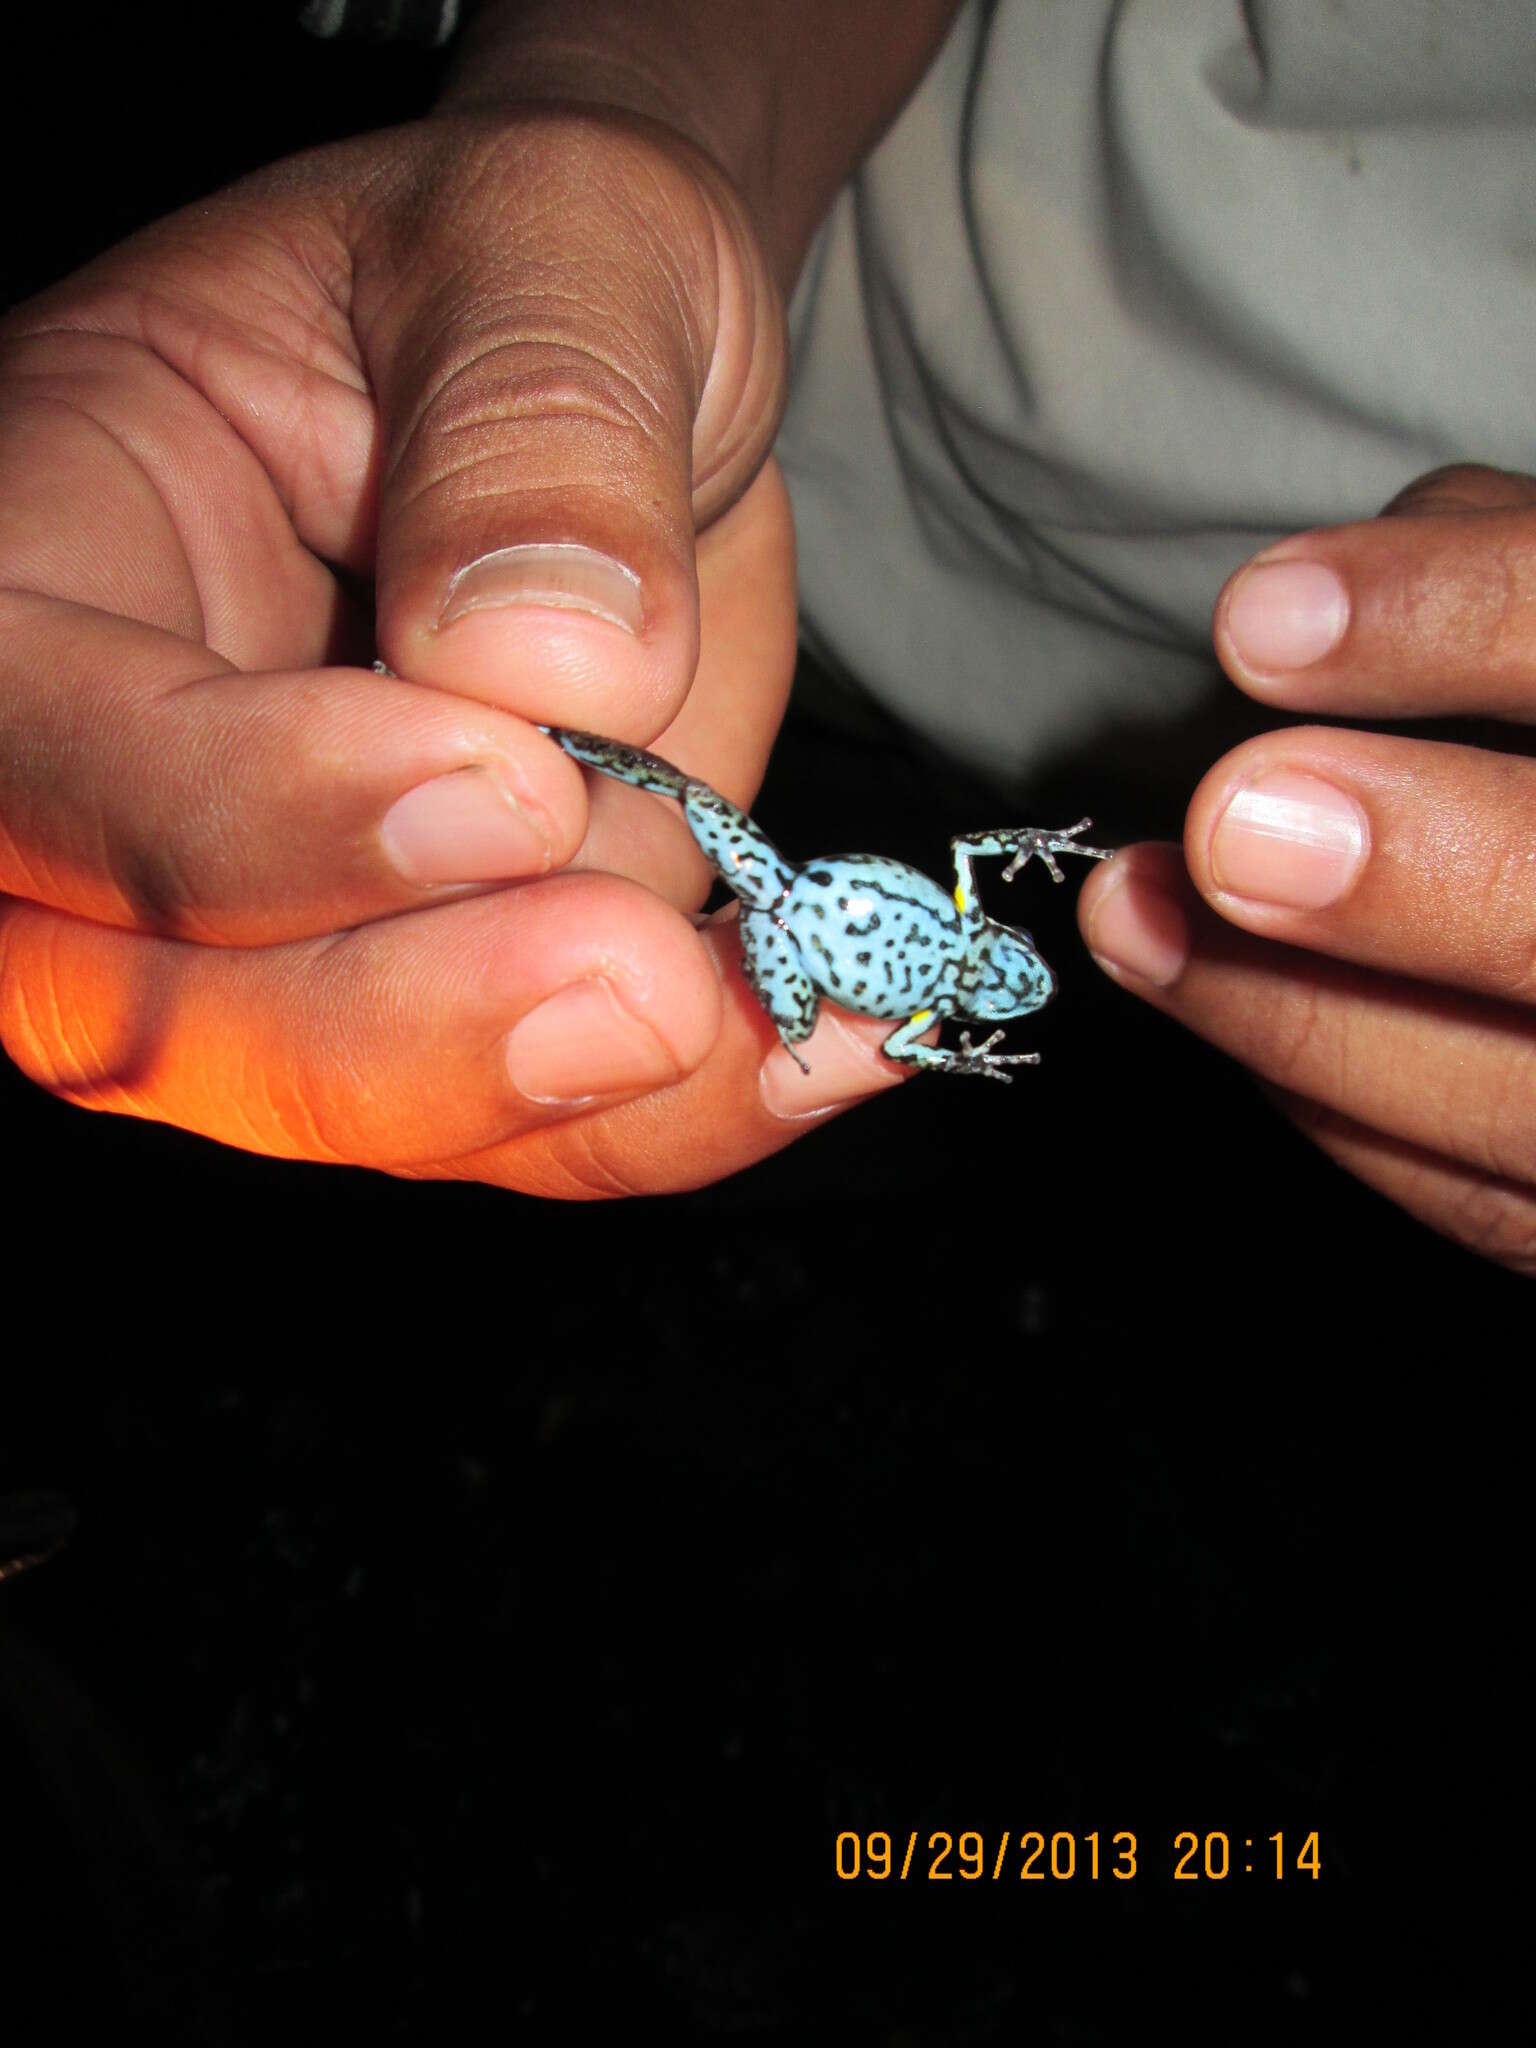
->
1183, 741, 1267, 893
1076, 838, 1182, 921
377, 534, 700, 737
469, 871, 727, 1115
353, 660, 594, 883
1079, 842, 1193, 992
1380, 463, 1536, 519
1181, 729, 1377, 914
502, 975, 696, 1107
1075, 845, 1124, 924
1213, 551, 1351, 693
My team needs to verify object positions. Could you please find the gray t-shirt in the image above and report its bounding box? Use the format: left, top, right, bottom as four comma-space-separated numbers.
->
776, 0, 1536, 783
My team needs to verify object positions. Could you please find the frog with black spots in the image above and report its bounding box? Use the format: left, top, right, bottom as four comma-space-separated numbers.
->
541, 727, 1113, 1081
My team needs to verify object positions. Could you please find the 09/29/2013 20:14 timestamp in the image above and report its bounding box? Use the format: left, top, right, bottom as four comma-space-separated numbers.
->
834, 1831, 1323, 1883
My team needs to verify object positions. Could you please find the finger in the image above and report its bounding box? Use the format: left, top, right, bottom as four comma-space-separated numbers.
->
1273, 1088, 1536, 1277
1180, 726, 1536, 1006
1079, 843, 1536, 1188
0, 877, 719, 1165
359, 112, 786, 739
1213, 483, 1536, 721
0, 593, 588, 942
6, 153, 386, 579
0, 326, 363, 673
1380, 463, 1536, 520
0, 889, 913, 1193
397, 917, 924, 1198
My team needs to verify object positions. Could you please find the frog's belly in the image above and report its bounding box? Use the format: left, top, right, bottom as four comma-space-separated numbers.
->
785, 859, 959, 1018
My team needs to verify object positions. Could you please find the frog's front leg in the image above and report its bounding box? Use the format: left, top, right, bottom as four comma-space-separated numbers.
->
879, 1008, 1040, 1082
953, 821, 1114, 892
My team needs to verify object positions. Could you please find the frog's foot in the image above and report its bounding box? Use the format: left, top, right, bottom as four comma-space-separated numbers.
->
956, 1027, 1042, 1079
998, 820, 1115, 885
889, 1027, 1042, 1081
957, 1028, 1008, 1060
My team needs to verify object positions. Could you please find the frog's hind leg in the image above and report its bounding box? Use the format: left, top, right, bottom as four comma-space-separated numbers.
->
739, 911, 820, 1071
683, 786, 793, 913
539, 725, 793, 912
537, 726, 692, 798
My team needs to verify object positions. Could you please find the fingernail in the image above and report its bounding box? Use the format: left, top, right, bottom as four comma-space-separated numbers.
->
1085, 871, 1190, 988
1225, 560, 1348, 673
1211, 769, 1368, 910
441, 544, 641, 634
504, 978, 679, 1105
760, 1011, 911, 1119
381, 767, 552, 884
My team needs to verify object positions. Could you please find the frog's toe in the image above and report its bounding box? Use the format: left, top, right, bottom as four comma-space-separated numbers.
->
957, 1048, 1041, 1079
958, 1028, 1009, 1058
957, 1029, 1040, 1073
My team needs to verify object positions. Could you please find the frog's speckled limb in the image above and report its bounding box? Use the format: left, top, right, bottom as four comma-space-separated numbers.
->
538, 725, 1113, 1081
739, 909, 819, 1071
954, 820, 1114, 890
542, 726, 791, 910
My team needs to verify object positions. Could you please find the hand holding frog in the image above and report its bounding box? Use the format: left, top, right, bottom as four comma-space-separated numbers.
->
0, 5, 964, 1197
0, 105, 802, 1198
1080, 464, 1536, 1273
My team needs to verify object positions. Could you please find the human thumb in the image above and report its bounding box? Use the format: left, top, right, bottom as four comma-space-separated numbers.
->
356, 110, 786, 737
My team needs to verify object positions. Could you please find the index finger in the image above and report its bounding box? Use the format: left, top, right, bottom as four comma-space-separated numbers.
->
1177, 724, 1536, 1008
1213, 508, 1536, 721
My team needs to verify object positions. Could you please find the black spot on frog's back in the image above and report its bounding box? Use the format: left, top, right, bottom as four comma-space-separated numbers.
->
801, 855, 956, 921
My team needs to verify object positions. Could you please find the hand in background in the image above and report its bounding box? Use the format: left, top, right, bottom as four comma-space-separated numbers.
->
1081, 464, 1536, 1273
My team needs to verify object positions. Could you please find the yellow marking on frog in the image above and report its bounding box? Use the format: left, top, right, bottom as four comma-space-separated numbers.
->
954, 884, 967, 913
911, 1008, 934, 1027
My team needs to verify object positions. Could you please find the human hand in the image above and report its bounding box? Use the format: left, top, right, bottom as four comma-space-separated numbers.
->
1079, 464, 1536, 1273
0, 107, 919, 1200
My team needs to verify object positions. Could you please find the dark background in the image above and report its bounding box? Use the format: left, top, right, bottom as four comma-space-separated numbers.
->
0, 9, 1524, 2043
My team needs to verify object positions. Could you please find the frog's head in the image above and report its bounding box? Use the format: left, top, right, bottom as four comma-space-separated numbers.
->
971, 921, 1054, 1018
